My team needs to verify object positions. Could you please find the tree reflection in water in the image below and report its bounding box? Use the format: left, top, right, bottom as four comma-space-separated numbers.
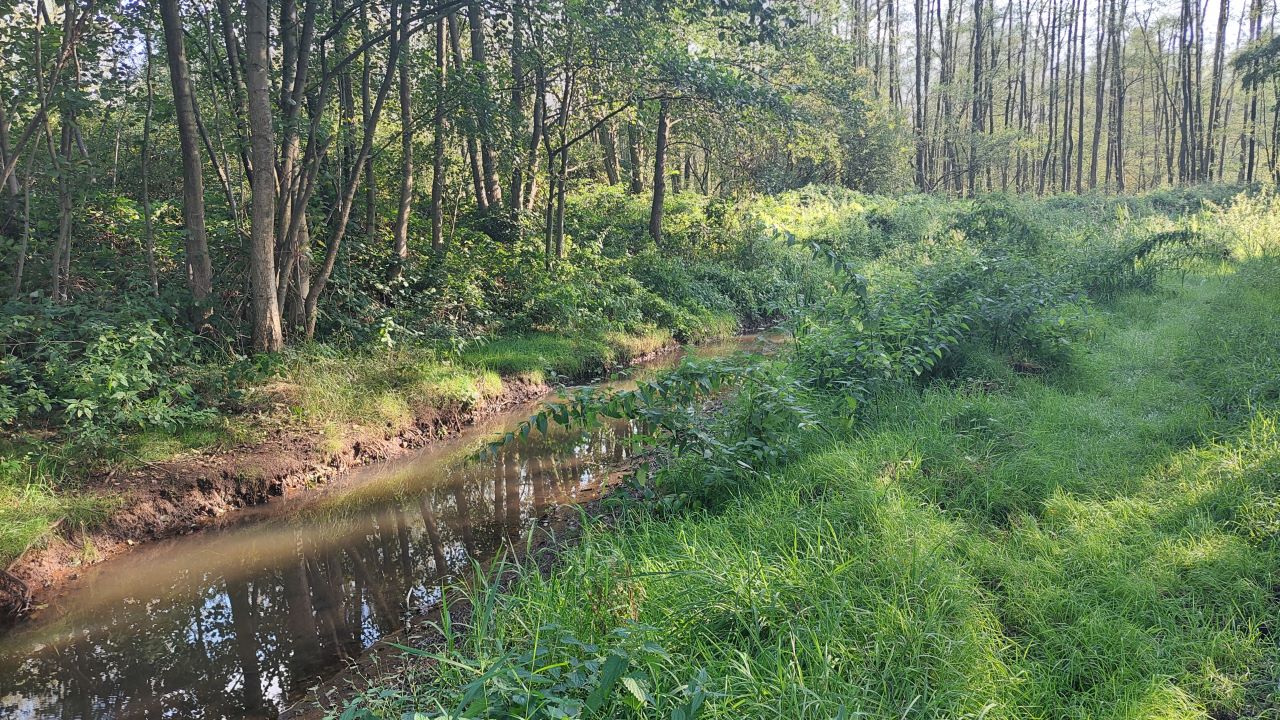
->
0, 419, 633, 720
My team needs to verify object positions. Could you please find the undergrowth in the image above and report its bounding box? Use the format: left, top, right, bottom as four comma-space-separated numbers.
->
330, 187, 1280, 719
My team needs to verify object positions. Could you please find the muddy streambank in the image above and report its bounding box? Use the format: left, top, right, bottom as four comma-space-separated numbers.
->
1, 380, 549, 621
0, 332, 782, 720
1, 343, 680, 622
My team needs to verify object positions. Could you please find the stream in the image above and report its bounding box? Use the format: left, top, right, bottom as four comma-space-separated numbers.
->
0, 333, 781, 720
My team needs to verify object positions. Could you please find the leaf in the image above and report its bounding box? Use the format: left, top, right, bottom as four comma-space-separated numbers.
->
621, 676, 652, 707
584, 653, 629, 712
338, 704, 375, 720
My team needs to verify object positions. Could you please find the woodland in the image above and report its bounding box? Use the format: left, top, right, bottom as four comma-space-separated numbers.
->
2, 0, 1280, 718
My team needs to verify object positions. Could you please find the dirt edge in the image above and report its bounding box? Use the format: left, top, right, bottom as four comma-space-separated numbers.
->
1, 343, 681, 622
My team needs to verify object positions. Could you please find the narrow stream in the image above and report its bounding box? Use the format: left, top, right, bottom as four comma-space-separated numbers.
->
0, 334, 781, 720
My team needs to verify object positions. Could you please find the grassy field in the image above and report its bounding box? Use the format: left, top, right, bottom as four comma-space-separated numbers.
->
337, 253, 1280, 717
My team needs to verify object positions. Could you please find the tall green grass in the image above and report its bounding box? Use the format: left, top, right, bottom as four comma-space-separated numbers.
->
0, 453, 114, 566
335, 257, 1280, 718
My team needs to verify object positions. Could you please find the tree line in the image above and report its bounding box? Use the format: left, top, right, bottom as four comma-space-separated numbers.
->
0, 0, 1276, 351
803, 0, 1278, 193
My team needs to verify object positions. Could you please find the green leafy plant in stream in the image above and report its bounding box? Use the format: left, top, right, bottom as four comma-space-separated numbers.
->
329, 563, 714, 720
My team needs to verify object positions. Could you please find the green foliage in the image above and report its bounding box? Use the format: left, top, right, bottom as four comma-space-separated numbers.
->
0, 451, 115, 566
0, 299, 227, 452
330, 566, 713, 720
484, 187, 1268, 514
353, 244, 1280, 719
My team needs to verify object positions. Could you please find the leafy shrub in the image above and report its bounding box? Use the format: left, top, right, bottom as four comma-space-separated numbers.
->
955, 193, 1047, 253
0, 299, 226, 451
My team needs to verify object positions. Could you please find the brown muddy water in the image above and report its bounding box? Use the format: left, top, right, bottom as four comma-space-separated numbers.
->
0, 333, 782, 720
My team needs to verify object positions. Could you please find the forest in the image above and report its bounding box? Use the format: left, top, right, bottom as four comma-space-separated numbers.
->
1, 0, 1280, 718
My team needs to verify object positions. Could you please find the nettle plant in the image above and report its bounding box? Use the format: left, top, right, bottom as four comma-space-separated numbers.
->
1, 306, 221, 451
351, 624, 713, 720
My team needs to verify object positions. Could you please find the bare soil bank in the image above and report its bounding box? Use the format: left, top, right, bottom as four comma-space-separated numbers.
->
1, 343, 682, 622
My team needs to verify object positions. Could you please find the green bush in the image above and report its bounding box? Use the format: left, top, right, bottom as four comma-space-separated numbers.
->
0, 299, 227, 452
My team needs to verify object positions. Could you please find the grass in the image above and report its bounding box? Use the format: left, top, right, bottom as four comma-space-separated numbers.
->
0, 454, 115, 567
279, 327, 676, 438
460, 329, 675, 382
347, 259, 1280, 718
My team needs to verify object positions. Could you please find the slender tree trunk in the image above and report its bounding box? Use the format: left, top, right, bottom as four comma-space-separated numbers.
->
360, 1, 377, 243
1244, 0, 1262, 182
0, 103, 20, 223
245, 0, 284, 351
1201, 0, 1228, 179
601, 123, 620, 185
1108, 0, 1127, 190
430, 18, 446, 251
522, 68, 546, 209
51, 107, 74, 300
1076, 0, 1087, 191
969, 0, 984, 195
507, 0, 525, 222
160, 0, 214, 324
9, 147, 33, 300
447, 13, 487, 210
303, 0, 409, 338
1089, 0, 1109, 188
392, 17, 414, 279
0, 103, 18, 248
467, 1, 502, 208
215, 0, 252, 180
142, 26, 159, 297
626, 121, 644, 194
914, 0, 928, 188
648, 99, 670, 244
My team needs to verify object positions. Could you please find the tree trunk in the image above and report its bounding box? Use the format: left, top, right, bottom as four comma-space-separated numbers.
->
360, 1, 377, 244
303, 0, 409, 338
142, 26, 159, 297
601, 123, 620, 185
627, 121, 644, 194
648, 99, 670, 244
1089, 0, 1108, 188
447, 13, 487, 210
245, 0, 284, 352
467, 1, 502, 208
507, 0, 525, 221
51, 108, 74, 300
392, 19, 414, 279
522, 68, 546, 210
160, 0, 214, 325
9, 149, 32, 300
430, 18, 446, 251
1202, 0, 1229, 179
0, 102, 21, 230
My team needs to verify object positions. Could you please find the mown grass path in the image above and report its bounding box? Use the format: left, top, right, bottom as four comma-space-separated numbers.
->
433, 261, 1280, 719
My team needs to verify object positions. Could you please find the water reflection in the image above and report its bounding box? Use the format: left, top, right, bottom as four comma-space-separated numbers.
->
0, 334, 781, 720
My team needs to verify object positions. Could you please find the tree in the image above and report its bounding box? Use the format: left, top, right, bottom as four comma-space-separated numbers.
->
159, 0, 214, 324
244, 0, 284, 351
